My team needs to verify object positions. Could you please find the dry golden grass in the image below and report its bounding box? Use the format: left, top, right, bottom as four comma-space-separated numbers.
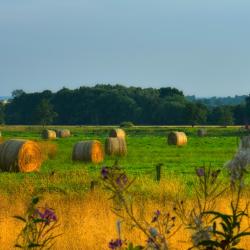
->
37, 141, 58, 161
1, 185, 250, 250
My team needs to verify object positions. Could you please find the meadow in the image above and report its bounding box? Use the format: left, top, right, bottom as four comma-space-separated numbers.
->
0, 125, 249, 249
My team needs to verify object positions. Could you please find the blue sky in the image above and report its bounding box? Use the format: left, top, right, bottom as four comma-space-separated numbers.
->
0, 0, 250, 97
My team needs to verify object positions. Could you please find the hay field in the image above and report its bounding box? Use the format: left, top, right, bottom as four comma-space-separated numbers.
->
0, 125, 246, 195
0, 125, 250, 249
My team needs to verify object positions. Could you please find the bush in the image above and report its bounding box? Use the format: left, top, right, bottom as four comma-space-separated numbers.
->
120, 121, 134, 128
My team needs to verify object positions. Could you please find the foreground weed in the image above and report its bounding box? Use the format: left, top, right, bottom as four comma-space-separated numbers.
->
174, 166, 227, 248
101, 163, 180, 250
14, 197, 62, 249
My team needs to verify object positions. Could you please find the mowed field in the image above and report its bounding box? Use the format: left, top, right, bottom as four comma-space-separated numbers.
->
0, 125, 249, 249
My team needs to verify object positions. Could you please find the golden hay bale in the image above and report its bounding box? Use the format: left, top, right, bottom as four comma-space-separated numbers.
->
56, 129, 71, 138
167, 131, 187, 146
41, 129, 57, 140
105, 137, 127, 156
37, 141, 58, 161
197, 128, 207, 137
109, 128, 126, 139
0, 139, 42, 172
72, 140, 104, 164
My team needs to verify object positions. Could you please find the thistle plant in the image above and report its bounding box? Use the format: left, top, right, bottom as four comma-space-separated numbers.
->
14, 196, 62, 249
101, 163, 180, 250
183, 136, 250, 249
193, 169, 250, 250
174, 166, 227, 248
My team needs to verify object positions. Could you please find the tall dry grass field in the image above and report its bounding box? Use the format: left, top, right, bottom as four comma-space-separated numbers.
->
1, 181, 250, 249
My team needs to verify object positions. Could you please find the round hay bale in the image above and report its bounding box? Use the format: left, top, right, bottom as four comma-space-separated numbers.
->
167, 131, 187, 146
72, 140, 104, 164
56, 129, 71, 138
109, 128, 126, 139
197, 128, 207, 137
105, 137, 127, 156
0, 139, 42, 172
41, 129, 57, 140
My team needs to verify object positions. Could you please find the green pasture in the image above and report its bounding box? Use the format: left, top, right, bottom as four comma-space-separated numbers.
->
0, 126, 248, 196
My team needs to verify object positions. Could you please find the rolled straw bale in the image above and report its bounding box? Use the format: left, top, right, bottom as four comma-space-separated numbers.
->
56, 129, 71, 138
41, 129, 56, 140
109, 128, 126, 139
197, 128, 207, 137
72, 140, 104, 164
0, 139, 42, 172
105, 137, 127, 156
167, 131, 187, 146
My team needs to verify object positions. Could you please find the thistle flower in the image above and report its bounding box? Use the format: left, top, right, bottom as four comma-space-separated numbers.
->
151, 210, 161, 223
196, 168, 205, 177
191, 216, 212, 246
101, 167, 109, 179
225, 148, 250, 184
116, 174, 128, 188
34, 208, 57, 225
108, 239, 122, 249
191, 228, 211, 246
149, 227, 158, 237
240, 136, 250, 149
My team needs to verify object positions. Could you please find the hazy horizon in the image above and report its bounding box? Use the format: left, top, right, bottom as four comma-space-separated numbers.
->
1, 0, 250, 97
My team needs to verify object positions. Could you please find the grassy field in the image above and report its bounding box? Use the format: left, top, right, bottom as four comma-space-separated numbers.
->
0, 125, 248, 195
0, 125, 250, 249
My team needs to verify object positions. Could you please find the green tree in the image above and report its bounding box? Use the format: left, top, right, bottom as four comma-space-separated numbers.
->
35, 99, 57, 126
245, 94, 250, 124
11, 89, 25, 98
0, 102, 5, 124
183, 102, 208, 126
209, 106, 234, 125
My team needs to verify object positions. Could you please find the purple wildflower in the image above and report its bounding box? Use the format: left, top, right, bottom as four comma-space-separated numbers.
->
34, 208, 57, 225
196, 168, 205, 177
116, 174, 128, 188
151, 210, 161, 223
101, 167, 109, 179
108, 239, 122, 249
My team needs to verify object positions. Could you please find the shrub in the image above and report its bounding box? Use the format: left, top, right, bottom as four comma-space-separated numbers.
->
120, 121, 134, 128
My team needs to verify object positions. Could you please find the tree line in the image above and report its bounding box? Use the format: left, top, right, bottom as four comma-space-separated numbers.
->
0, 85, 250, 126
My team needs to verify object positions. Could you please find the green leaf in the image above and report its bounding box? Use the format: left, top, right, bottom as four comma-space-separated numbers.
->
28, 243, 41, 248
232, 231, 250, 241
13, 216, 26, 223
14, 244, 23, 248
198, 239, 221, 247
32, 218, 47, 224
32, 197, 39, 205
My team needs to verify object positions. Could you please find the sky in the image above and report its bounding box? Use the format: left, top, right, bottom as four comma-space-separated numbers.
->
0, 0, 250, 97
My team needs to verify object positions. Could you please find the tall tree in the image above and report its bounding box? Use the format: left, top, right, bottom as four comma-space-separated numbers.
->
35, 99, 57, 126
245, 94, 250, 124
0, 102, 5, 124
11, 89, 25, 98
183, 102, 208, 126
209, 106, 234, 125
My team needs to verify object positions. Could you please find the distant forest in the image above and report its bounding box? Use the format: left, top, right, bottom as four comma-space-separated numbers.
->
0, 85, 250, 125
